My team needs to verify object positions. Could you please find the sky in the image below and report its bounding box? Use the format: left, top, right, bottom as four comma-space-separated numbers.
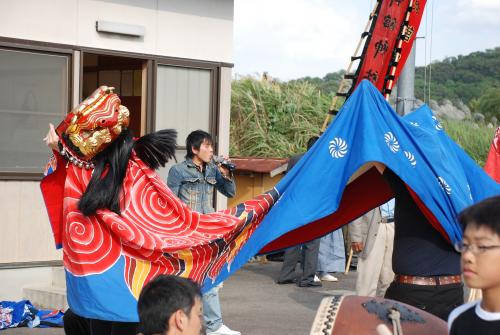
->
233, 0, 500, 80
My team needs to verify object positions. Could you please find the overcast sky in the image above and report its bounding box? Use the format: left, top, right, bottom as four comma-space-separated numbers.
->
234, 0, 500, 80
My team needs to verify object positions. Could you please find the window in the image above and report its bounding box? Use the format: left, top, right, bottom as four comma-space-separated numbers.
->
155, 65, 214, 178
0, 48, 70, 176
155, 65, 213, 144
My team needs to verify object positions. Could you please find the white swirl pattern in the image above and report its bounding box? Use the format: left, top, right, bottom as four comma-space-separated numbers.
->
384, 132, 400, 153
404, 151, 417, 167
329, 137, 348, 158
438, 177, 452, 195
432, 116, 443, 131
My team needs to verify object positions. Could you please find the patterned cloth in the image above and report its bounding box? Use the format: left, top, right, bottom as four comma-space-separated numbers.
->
0, 300, 39, 330
41, 151, 278, 322
37, 309, 64, 328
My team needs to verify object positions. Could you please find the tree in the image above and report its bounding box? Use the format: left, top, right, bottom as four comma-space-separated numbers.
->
475, 88, 500, 121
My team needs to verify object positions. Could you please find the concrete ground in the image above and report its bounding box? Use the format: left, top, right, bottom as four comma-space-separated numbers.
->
4, 260, 357, 335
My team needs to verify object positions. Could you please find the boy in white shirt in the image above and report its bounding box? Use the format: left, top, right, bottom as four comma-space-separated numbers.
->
448, 196, 500, 334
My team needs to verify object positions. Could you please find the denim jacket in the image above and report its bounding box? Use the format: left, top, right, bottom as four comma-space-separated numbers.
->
167, 158, 236, 214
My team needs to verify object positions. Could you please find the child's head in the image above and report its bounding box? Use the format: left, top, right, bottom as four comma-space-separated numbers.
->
457, 195, 500, 290
138, 275, 203, 335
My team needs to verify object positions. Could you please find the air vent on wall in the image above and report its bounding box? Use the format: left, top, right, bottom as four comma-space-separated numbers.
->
96, 20, 145, 38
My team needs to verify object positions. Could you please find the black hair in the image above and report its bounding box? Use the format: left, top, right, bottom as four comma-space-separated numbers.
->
307, 136, 319, 150
78, 129, 177, 216
458, 195, 500, 236
185, 130, 213, 159
134, 129, 177, 170
137, 275, 201, 335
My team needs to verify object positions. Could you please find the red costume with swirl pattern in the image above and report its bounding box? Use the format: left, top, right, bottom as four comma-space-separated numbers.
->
40, 87, 279, 322
47, 149, 270, 284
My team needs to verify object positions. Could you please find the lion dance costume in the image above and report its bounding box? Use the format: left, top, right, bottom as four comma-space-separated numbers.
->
41, 86, 280, 322
43, 82, 500, 326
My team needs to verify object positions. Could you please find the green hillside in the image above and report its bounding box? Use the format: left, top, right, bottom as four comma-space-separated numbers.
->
292, 48, 500, 119
415, 48, 500, 113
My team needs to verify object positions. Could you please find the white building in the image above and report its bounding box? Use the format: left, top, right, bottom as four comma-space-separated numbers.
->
0, 0, 234, 306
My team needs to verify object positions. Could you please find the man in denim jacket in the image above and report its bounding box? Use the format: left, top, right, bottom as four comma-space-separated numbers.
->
167, 130, 239, 335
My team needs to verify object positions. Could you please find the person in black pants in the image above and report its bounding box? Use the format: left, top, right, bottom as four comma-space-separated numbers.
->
276, 137, 322, 288
63, 308, 138, 335
373, 163, 463, 320
63, 309, 89, 335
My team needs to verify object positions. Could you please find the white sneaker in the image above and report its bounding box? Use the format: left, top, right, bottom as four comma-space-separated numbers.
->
320, 273, 338, 282
207, 324, 241, 335
313, 275, 321, 283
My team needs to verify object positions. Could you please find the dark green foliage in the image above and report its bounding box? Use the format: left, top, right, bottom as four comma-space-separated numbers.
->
288, 70, 344, 95
470, 88, 500, 121
414, 48, 500, 112
292, 48, 500, 119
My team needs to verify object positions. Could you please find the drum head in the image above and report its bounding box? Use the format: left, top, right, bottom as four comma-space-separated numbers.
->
310, 295, 447, 335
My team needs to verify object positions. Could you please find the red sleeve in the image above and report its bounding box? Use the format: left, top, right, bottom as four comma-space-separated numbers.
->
40, 151, 67, 249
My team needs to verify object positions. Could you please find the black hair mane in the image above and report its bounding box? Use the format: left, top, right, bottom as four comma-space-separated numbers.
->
78, 129, 177, 216
134, 129, 177, 169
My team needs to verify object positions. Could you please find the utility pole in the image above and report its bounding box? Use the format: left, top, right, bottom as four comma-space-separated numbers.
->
396, 40, 416, 116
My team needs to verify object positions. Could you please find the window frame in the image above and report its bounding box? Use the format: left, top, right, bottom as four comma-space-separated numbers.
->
0, 37, 231, 180
153, 61, 220, 151
0, 40, 73, 180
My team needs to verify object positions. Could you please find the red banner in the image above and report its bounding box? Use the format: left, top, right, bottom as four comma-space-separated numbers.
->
350, 0, 427, 97
485, 127, 500, 183
394, 0, 427, 80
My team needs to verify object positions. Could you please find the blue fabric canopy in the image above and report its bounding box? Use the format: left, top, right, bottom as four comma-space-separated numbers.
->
208, 79, 500, 289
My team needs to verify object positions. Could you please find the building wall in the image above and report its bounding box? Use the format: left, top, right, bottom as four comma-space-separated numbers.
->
0, 0, 234, 265
0, 181, 62, 263
0, 267, 55, 301
0, 0, 233, 62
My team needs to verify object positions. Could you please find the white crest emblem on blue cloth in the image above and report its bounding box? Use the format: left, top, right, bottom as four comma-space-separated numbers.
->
384, 132, 400, 153
329, 138, 348, 158
432, 116, 443, 131
404, 151, 417, 167
438, 176, 452, 195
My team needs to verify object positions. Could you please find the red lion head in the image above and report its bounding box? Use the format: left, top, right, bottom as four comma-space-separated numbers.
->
56, 86, 129, 162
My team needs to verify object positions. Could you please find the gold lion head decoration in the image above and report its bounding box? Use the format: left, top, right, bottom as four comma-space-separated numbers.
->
56, 86, 130, 167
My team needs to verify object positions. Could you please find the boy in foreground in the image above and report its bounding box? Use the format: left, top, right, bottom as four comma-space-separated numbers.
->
448, 196, 500, 334
138, 275, 205, 335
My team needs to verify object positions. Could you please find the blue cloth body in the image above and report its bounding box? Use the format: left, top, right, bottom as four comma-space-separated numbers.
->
210, 80, 500, 289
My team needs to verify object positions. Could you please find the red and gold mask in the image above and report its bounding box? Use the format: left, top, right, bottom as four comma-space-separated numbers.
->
56, 86, 130, 162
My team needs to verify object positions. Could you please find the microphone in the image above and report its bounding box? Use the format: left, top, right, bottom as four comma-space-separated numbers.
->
213, 156, 236, 172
